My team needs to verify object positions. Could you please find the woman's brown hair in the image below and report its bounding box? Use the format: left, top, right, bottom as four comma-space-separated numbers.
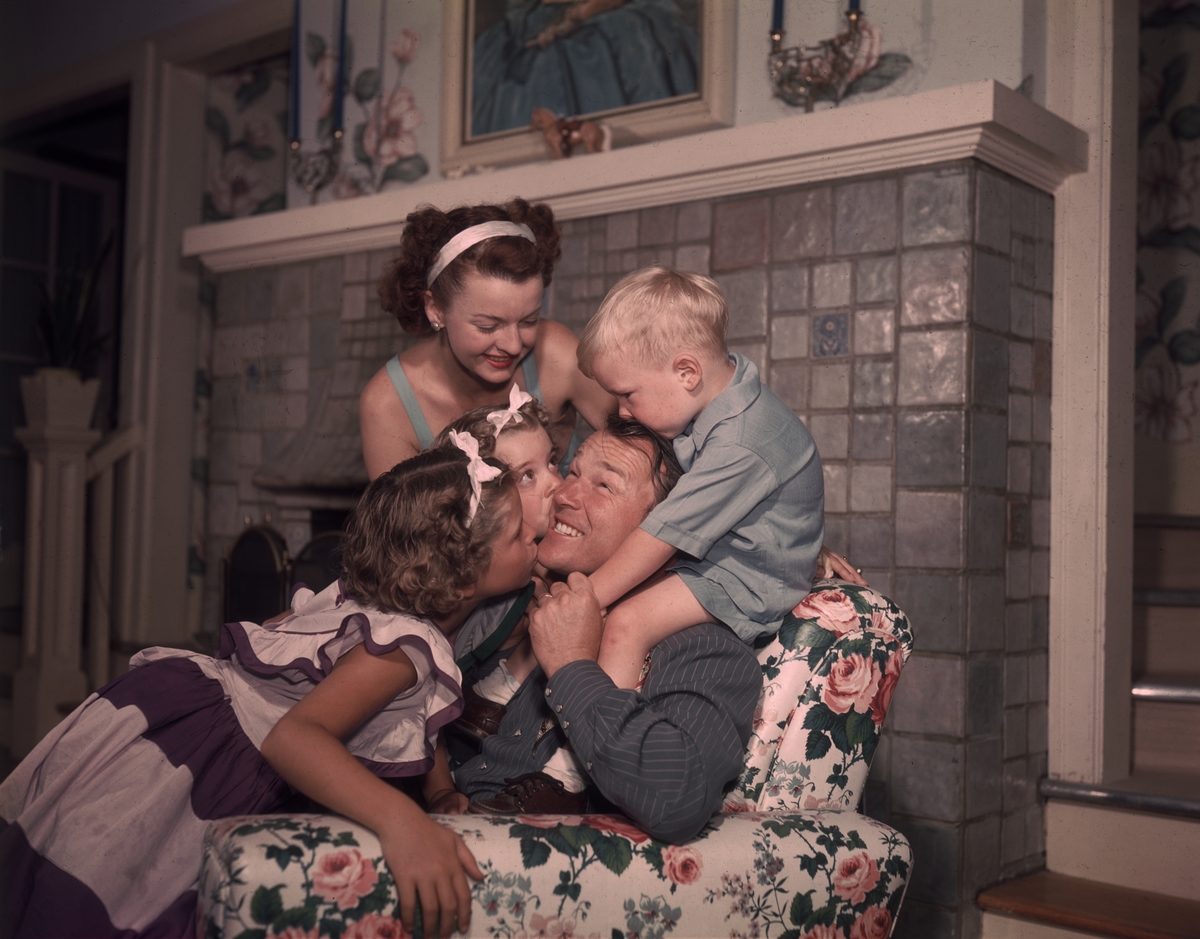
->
379, 198, 561, 336
339, 448, 516, 616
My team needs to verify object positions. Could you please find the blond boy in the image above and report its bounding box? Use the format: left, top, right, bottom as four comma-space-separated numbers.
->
577, 267, 825, 687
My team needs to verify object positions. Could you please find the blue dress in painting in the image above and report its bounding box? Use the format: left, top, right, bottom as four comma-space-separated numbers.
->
471, 0, 699, 136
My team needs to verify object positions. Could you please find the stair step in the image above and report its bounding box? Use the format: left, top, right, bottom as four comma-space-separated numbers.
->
1133, 605, 1200, 676
1134, 521, 1200, 592
1134, 699, 1200, 774
978, 870, 1200, 939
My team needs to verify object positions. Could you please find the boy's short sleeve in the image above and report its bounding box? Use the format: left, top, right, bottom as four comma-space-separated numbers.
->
640, 445, 778, 559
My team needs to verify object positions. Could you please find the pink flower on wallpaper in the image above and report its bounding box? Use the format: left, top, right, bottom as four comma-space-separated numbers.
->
332, 172, 365, 200
798, 589, 861, 635
209, 150, 274, 218
832, 851, 881, 905
244, 116, 273, 149
311, 847, 378, 910
823, 653, 882, 715
845, 21, 883, 86
389, 28, 420, 63
342, 914, 409, 939
662, 844, 704, 885
1135, 358, 1198, 443
364, 88, 424, 167
849, 906, 892, 939
315, 49, 339, 119
1138, 141, 1200, 234
525, 912, 586, 937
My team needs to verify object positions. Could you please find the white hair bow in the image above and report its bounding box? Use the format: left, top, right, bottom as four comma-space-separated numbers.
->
487, 383, 534, 436
449, 430, 502, 525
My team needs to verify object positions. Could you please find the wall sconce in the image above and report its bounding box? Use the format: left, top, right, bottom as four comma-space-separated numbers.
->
288, 0, 346, 196
769, 1, 877, 113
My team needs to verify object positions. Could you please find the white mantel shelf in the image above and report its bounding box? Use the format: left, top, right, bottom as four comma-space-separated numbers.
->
182, 80, 1087, 273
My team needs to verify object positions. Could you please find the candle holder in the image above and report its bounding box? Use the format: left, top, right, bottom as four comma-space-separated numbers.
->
289, 132, 342, 197
769, 10, 878, 112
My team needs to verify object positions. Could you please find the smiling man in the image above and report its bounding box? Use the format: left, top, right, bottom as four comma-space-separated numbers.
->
452, 417, 761, 844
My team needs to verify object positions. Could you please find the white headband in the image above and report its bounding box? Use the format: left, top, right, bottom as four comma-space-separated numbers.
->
487, 383, 535, 436
426, 221, 537, 286
449, 430, 502, 526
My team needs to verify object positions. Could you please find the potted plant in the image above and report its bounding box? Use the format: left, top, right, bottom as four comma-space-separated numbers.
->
19, 235, 113, 430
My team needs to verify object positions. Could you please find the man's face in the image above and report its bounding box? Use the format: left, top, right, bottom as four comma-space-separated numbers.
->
537, 430, 660, 576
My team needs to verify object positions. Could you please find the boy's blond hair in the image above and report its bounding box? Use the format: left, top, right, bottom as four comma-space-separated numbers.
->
577, 267, 729, 376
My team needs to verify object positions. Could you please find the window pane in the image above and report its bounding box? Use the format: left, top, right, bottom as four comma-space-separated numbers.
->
0, 264, 45, 358
57, 185, 103, 272
2, 171, 51, 265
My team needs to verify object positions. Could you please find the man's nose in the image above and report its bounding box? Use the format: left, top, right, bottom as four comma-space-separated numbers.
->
554, 478, 579, 506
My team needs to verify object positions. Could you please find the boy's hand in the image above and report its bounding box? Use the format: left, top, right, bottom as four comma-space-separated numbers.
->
426, 787, 469, 814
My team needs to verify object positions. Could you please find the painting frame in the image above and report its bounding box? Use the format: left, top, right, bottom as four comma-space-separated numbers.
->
440, 0, 734, 173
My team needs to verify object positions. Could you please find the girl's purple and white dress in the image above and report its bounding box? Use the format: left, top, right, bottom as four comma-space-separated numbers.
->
0, 582, 462, 938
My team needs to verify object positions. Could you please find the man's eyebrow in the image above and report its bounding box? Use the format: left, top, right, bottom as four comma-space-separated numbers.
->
597, 459, 630, 487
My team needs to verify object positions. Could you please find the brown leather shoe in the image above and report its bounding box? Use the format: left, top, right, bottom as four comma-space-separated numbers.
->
467, 772, 589, 815
454, 688, 507, 743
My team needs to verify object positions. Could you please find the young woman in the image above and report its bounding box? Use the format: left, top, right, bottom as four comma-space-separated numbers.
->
360, 198, 614, 480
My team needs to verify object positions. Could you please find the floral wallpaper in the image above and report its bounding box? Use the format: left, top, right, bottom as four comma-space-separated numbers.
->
1138, 2, 1200, 445
203, 56, 290, 221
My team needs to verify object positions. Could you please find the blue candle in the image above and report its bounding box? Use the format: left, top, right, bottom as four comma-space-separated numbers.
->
289, 0, 300, 141
772, 0, 784, 31
334, 0, 347, 134
849, 0, 861, 11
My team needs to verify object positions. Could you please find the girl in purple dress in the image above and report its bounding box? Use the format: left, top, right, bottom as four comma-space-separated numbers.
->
0, 443, 538, 939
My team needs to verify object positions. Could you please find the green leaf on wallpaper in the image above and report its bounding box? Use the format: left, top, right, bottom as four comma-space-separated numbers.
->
841, 53, 912, 97
1141, 224, 1200, 255
1170, 104, 1200, 140
353, 123, 370, 164
253, 193, 287, 215
1170, 329, 1200, 364
1144, 5, 1200, 29
354, 68, 381, 104
306, 32, 326, 67
206, 107, 230, 149
382, 154, 429, 183
235, 68, 272, 112
1160, 276, 1187, 332
1160, 54, 1189, 113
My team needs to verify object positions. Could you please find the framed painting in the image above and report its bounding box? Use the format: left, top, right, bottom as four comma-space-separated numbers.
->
440, 0, 734, 173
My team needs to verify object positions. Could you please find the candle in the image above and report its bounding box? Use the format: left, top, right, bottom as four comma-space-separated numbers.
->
334, 0, 347, 135
289, 0, 300, 142
772, 0, 784, 32
849, 0, 861, 11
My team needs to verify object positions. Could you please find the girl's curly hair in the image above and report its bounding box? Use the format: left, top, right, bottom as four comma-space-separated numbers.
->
379, 198, 561, 336
339, 448, 515, 616
433, 395, 555, 461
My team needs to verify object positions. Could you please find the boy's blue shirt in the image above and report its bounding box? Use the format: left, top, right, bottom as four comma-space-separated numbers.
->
639, 353, 824, 639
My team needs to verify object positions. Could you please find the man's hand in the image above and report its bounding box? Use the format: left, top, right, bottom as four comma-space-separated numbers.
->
528, 572, 605, 678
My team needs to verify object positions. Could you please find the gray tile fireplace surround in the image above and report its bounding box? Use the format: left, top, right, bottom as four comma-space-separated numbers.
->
204, 159, 1052, 938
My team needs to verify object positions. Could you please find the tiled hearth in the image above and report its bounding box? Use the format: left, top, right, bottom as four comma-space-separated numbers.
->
204, 158, 1052, 937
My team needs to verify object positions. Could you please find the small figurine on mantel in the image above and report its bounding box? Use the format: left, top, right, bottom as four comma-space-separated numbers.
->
531, 107, 612, 159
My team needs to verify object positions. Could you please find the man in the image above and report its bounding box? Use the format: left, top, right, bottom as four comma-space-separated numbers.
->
453, 418, 762, 845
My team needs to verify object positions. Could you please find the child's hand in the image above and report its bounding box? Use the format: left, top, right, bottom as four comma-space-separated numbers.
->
426, 787, 469, 814
381, 816, 482, 938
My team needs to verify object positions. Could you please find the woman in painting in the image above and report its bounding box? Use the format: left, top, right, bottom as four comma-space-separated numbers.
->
359, 197, 614, 478
470, 0, 699, 137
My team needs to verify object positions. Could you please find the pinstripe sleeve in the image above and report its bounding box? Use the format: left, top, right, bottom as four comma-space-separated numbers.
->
544, 623, 760, 844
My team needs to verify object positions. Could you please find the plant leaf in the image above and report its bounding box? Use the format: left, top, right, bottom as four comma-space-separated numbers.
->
519, 838, 551, 867
805, 728, 832, 761
249, 885, 284, 925
1169, 329, 1200, 364
354, 67, 380, 105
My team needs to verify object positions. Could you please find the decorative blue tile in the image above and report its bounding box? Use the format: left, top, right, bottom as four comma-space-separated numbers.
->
813, 312, 849, 357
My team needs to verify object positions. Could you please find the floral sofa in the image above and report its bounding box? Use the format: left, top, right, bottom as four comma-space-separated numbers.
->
198, 582, 914, 939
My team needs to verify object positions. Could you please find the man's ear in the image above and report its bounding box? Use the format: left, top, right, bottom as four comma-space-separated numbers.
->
673, 352, 703, 392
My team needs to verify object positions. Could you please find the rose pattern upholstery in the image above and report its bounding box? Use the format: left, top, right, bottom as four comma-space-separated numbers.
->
198, 582, 914, 938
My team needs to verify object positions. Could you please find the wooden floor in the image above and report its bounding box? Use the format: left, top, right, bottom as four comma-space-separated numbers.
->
978, 871, 1200, 939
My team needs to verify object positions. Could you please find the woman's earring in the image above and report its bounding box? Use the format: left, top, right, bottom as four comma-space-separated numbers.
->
431, 321, 443, 331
